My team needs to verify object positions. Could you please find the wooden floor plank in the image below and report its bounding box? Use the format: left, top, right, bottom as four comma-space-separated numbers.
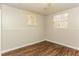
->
2, 41, 79, 56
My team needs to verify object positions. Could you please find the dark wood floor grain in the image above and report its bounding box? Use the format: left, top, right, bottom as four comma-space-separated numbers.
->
2, 41, 79, 56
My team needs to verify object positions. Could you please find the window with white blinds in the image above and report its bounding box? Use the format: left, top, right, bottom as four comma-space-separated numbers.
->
27, 14, 37, 25
53, 13, 68, 29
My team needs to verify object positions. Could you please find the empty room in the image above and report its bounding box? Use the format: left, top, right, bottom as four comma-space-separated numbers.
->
0, 3, 79, 56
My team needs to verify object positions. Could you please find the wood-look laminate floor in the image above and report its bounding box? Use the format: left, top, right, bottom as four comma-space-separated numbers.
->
2, 41, 79, 56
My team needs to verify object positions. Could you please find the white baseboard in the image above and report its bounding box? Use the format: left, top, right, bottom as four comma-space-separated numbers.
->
1, 40, 45, 54
45, 39, 79, 50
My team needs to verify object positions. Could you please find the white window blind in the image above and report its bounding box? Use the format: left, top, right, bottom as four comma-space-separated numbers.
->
27, 14, 37, 25
53, 13, 68, 29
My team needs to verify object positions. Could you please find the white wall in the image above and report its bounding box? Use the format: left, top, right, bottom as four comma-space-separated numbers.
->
1, 5, 45, 51
1, 4, 79, 52
0, 6, 1, 52
46, 7, 79, 49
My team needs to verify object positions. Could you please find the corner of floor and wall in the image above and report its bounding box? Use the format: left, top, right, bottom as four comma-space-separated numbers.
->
1, 4, 79, 54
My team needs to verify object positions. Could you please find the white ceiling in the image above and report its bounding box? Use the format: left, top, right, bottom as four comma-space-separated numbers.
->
4, 3, 79, 15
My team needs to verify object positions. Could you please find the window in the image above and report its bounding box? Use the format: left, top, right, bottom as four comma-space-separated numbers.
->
27, 14, 37, 25
53, 13, 68, 29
